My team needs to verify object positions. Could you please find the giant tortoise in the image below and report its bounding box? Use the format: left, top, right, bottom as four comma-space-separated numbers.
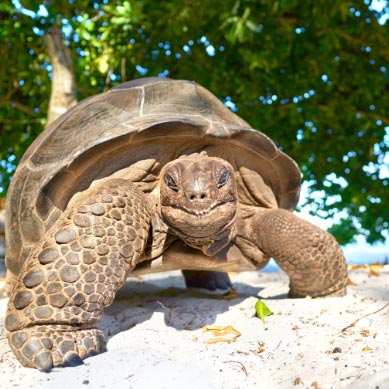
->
4, 78, 347, 371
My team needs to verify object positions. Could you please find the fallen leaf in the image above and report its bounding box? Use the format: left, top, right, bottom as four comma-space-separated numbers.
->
348, 263, 367, 270
255, 300, 273, 323
348, 263, 384, 277
369, 264, 383, 276
237, 350, 249, 355
202, 325, 241, 344
294, 377, 302, 385
255, 344, 265, 354
362, 345, 372, 351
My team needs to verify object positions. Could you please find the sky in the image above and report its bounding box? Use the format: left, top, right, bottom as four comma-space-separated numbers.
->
296, 181, 388, 265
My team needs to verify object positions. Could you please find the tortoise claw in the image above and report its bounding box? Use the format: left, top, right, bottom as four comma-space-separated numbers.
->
8, 326, 106, 371
35, 350, 54, 373
63, 353, 84, 368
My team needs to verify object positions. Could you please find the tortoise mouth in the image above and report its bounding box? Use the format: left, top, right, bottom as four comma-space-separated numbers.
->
161, 201, 237, 239
167, 201, 231, 217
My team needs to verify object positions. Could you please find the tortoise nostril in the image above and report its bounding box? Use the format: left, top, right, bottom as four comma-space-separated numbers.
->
188, 192, 208, 201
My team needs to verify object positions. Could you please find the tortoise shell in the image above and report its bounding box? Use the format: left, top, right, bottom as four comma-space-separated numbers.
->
5, 77, 300, 270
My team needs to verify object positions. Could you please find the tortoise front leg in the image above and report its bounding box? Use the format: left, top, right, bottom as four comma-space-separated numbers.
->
5, 179, 151, 371
251, 209, 348, 298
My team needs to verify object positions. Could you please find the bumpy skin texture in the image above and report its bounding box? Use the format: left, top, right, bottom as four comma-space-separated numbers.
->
160, 155, 238, 256
251, 209, 347, 298
5, 155, 348, 371
4, 80, 349, 371
5, 154, 348, 372
6, 179, 151, 371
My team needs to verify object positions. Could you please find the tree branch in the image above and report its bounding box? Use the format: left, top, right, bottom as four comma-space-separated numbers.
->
44, 25, 77, 127
0, 99, 37, 116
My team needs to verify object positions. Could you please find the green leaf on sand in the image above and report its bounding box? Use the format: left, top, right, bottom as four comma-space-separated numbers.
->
255, 300, 273, 323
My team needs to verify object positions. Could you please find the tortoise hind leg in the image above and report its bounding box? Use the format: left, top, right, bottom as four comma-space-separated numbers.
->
251, 209, 347, 298
5, 178, 151, 371
182, 270, 232, 292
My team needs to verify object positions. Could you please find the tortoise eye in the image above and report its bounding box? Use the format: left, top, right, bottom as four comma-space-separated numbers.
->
217, 170, 229, 188
165, 174, 179, 192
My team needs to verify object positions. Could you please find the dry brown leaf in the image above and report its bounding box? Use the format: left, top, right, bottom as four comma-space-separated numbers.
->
202, 325, 241, 344
348, 264, 367, 270
348, 263, 384, 277
294, 377, 302, 385
256, 345, 265, 354
369, 264, 383, 276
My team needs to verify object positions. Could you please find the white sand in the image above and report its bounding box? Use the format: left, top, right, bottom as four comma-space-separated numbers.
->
0, 266, 388, 389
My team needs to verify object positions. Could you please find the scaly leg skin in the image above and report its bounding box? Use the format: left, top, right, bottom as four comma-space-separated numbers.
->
252, 209, 348, 298
5, 179, 151, 371
182, 270, 232, 292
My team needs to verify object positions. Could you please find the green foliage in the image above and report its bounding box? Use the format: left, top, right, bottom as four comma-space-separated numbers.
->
0, 0, 388, 243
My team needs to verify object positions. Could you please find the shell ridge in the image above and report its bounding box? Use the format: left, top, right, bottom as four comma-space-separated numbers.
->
139, 86, 145, 117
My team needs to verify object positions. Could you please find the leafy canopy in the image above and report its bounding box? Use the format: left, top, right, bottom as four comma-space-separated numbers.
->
0, 0, 388, 244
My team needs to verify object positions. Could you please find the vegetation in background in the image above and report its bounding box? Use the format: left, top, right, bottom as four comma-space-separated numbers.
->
0, 0, 388, 244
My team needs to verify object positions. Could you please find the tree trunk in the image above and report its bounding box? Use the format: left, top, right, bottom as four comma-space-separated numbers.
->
44, 25, 77, 127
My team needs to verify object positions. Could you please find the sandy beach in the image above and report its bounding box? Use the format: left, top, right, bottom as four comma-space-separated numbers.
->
0, 265, 388, 389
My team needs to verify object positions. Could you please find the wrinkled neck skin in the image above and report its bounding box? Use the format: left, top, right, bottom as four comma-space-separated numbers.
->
159, 153, 238, 256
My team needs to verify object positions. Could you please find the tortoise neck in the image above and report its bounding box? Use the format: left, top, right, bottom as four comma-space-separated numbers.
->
168, 217, 236, 257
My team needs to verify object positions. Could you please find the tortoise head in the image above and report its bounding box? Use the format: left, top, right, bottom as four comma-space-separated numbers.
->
159, 154, 238, 256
